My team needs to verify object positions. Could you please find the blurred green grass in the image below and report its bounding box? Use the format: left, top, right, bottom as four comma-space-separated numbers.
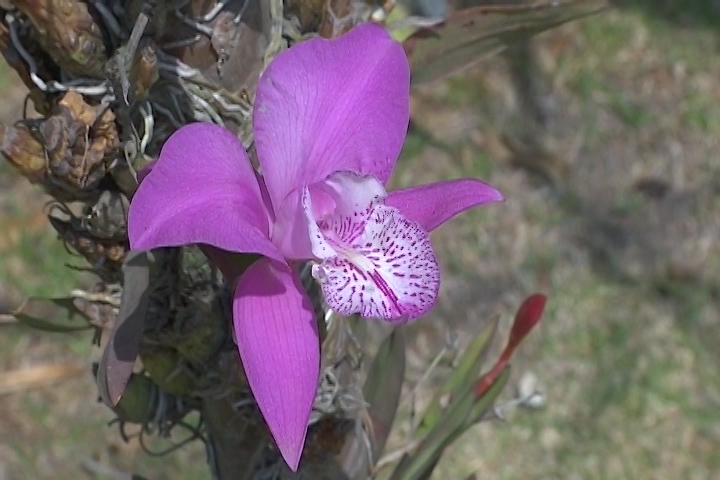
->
395, 5, 720, 479
1, 3, 719, 479
0, 168, 210, 477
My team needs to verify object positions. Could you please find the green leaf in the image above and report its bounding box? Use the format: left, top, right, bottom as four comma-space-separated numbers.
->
96, 251, 152, 407
339, 328, 406, 479
12, 297, 94, 332
389, 367, 511, 480
405, 0, 608, 85
364, 328, 406, 460
416, 315, 499, 436
465, 367, 512, 428
387, 3, 445, 43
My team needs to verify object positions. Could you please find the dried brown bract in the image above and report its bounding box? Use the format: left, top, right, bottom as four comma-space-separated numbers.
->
48, 213, 127, 273
286, 0, 328, 33
129, 38, 159, 102
12, 0, 107, 77
1, 90, 120, 200
0, 122, 47, 183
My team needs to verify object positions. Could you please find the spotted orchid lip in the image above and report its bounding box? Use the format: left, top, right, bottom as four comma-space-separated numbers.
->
302, 172, 439, 321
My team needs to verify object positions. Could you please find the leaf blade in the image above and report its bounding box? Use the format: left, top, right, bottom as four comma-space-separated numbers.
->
96, 251, 152, 407
416, 315, 499, 436
405, 0, 608, 85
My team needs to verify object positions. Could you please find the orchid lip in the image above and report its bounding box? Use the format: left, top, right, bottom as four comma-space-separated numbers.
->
303, 172, 440, 321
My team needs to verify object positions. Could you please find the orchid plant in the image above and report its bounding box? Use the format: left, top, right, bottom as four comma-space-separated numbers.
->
128, 23, 502, 470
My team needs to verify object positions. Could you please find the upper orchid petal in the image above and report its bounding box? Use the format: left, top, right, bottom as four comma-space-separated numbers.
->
254, 22, 410, 209
385, 179, 504, 232
128, 123, 282, 262
233, 258, 320, 471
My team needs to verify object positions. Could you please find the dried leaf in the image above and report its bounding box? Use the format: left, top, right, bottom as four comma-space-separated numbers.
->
0, 123, 47, 185
12, 297, 94, 332
96, 251, 151, 407
12, 0, 108, 77
286, 0, 328, 32
319, 0, 355, 38
404, 0, 608, 85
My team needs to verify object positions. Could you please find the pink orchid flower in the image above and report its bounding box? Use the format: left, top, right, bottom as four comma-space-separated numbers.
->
128, 23, 502, 470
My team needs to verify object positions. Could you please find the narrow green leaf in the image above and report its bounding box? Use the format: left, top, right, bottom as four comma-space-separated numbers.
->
364, 328, 406, 460
339, 328, 406, 479
389, 367, 511, 480
387, 3, 445, 43
466, 367, 512, 427
416, 458, 441, 480
416, 316, 499, 436
12, 297, 93, 332
405, 0, 608, 85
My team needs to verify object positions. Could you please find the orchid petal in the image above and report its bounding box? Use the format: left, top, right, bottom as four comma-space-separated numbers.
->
274, 172, 387, 260
302, 172, 387, 260
385, 179, 504, 232
316, 171, 387, 220
254, 23, 410, 208
313, 204, 439, 322
272, 189, 315, 260
129, 123, 282, 261
302, 186, 338, 260
233, 258, 319, 471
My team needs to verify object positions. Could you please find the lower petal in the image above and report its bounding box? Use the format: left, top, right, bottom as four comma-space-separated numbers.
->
313, 205, 439, 322
233, 258, 320, 471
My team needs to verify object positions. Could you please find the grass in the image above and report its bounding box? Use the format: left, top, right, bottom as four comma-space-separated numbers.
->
1, 3, 720, 480
393, 5, 720, 480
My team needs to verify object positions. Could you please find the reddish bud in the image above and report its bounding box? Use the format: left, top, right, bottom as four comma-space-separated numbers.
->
474, 294, 547, 398
507, 294, 547, 353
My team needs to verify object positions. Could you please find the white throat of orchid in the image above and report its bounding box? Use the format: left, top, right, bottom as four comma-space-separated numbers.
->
302, 172, 439, 321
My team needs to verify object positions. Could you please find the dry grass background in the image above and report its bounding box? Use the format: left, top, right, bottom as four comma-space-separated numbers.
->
1, 3, 719, 479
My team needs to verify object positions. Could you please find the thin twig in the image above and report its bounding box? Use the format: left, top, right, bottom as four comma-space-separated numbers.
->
0, 364, 86, 395
399, 345, 448, 411
70, 289, 121, 307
